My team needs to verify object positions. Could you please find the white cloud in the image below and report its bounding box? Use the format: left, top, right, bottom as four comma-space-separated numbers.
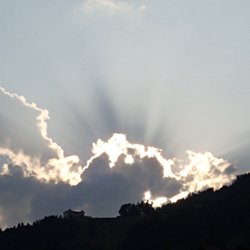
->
139, 5, 147, 11
0, 85, 237, 192
0, 87, 83, 185
83, 0, 131, 11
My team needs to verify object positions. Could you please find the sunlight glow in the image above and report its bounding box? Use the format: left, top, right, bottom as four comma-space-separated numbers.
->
0, 87, 238, 203
143, 190, 168, 207
0, 164, 10, 176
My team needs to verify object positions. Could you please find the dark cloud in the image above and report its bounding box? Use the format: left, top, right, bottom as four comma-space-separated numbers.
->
66, 155, 183, 217
0, 155, 184, 227
0, 171, 72, 228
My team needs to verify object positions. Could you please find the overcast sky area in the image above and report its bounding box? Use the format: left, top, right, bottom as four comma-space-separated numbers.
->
0, 0, 250, 228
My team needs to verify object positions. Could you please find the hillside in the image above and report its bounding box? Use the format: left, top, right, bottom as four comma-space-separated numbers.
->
125, 173, 250, 249
1, 173, 250, 250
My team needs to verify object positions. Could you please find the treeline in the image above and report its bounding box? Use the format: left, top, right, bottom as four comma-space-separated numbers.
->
124, 173, 250, 249
0, 215, 90, 250
119, 201, 155, 217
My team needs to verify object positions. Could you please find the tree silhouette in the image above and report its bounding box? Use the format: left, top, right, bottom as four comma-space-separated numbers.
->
119, 201, 154, 217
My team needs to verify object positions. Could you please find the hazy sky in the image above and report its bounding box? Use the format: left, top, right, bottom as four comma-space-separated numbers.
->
0, 0, 250, 227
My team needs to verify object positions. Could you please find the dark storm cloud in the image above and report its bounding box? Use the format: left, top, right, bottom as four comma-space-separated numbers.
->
72, 155, 182, 217
0, 175, 78, 228
0, 155, 182, 227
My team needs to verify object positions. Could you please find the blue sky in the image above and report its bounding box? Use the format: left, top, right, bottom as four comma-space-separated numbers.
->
0, 0, 250, 227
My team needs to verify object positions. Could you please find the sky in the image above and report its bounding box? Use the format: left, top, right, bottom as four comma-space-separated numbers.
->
0, 0, 250, 228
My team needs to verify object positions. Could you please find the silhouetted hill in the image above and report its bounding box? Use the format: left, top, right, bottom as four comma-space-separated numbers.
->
1, 173, 250, 250
124, 173, 250, 250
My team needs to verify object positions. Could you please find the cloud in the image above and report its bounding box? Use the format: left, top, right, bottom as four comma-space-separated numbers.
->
82, 0, 146, 12
0, 0, 249, 232
75, 156, 180, 216
139, 5, 146, 11
0, 87, 238, 228
0, 173, 72, 228
0, 149, 237, 228
0, 87, 83, 185
83, 0, 131, 11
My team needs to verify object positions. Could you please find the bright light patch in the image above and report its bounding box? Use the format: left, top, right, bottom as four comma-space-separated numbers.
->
0, 164, 10, 176
124, 155, 134, 164
143, 190, 167, 207
169, 191, 190, 203
153, 197, 168, 207
144, 190, 151, 201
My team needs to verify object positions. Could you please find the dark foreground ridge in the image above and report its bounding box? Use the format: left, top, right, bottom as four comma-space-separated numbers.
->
1, 173, 250, 250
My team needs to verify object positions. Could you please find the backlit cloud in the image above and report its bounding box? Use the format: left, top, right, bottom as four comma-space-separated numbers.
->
0, 87, 83, 185
0, 87, 238, 228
